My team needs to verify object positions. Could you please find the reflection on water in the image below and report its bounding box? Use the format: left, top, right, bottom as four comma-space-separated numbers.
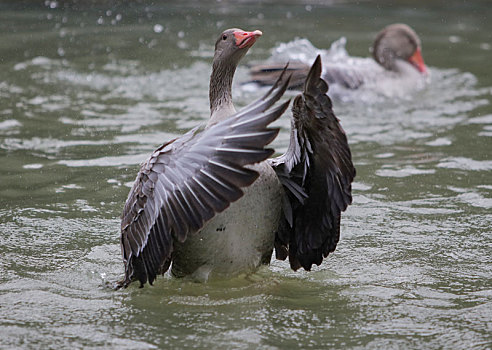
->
0, 1, 491, 349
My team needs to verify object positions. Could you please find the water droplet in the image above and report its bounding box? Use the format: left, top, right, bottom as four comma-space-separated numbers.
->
23, 163, 43, 170
153, 24, 163, 33
480, 43, 491, 50
448, 35, 461, 43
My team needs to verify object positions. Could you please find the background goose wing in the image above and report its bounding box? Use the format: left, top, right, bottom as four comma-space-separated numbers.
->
119, 79, 290, 288
269, 55, 356, 271
250, 62, 310, 89
249, 61, 363, 90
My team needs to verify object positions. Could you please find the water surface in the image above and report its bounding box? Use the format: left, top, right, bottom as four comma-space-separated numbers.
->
1, 1, 491, 349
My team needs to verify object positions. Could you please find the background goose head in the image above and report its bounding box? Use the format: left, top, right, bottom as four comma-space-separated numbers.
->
372, 23, 427, 74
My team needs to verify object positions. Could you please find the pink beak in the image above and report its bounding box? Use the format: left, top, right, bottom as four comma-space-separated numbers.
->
234, 30, 263, 49
408, 48, 427, 74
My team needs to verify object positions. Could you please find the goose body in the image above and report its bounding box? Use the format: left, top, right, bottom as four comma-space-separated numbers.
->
117, 28, 355, 288
172, 162, 282, 280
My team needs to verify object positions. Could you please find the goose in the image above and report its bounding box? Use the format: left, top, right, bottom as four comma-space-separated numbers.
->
249, 23, 427, 90
117, 28, 355, 288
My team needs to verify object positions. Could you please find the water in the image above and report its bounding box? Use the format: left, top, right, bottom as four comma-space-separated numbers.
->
1, 1, 491, 349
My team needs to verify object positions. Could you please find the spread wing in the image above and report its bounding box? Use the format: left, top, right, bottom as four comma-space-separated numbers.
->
269, 55, 356, 271
249, 61, 364, 90
119, 76, 291, 288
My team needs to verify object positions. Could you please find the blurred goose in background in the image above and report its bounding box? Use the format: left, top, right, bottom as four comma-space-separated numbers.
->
117, 28, 355, 288
249, 23, 427, 93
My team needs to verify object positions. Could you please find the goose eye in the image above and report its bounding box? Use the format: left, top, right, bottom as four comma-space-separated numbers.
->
222, 34, 227, 40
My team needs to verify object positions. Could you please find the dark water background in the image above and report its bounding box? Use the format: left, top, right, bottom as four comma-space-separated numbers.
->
1, 1, 491, 349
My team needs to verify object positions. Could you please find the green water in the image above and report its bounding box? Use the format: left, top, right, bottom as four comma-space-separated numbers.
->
1, 1, 491, 349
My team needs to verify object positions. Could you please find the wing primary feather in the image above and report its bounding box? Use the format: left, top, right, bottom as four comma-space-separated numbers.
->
192, 176, 229, 212
198, 169, 243, 203
178, 186, 205, 231
183, 181, 215, 222
224, 130, 279, 147
231, 100, 290, 129
237, 66, 291, 117
207, 160, 258, 187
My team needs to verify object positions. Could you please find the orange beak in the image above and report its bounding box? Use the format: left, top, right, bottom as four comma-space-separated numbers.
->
234, 30, 263, 49
408, 48, 427, 74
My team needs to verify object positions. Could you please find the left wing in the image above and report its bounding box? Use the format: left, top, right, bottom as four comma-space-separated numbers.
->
119, 76, 290, 288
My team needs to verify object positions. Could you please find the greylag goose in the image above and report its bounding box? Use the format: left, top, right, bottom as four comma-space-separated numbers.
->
117, 28, 355, 288
250, 23, 427, 90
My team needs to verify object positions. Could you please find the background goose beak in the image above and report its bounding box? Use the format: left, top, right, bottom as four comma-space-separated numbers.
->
408, 48, 427, 74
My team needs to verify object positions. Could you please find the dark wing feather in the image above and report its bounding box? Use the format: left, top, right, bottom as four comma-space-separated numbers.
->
118, 76, 291, 288
269, 55, 356, 271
